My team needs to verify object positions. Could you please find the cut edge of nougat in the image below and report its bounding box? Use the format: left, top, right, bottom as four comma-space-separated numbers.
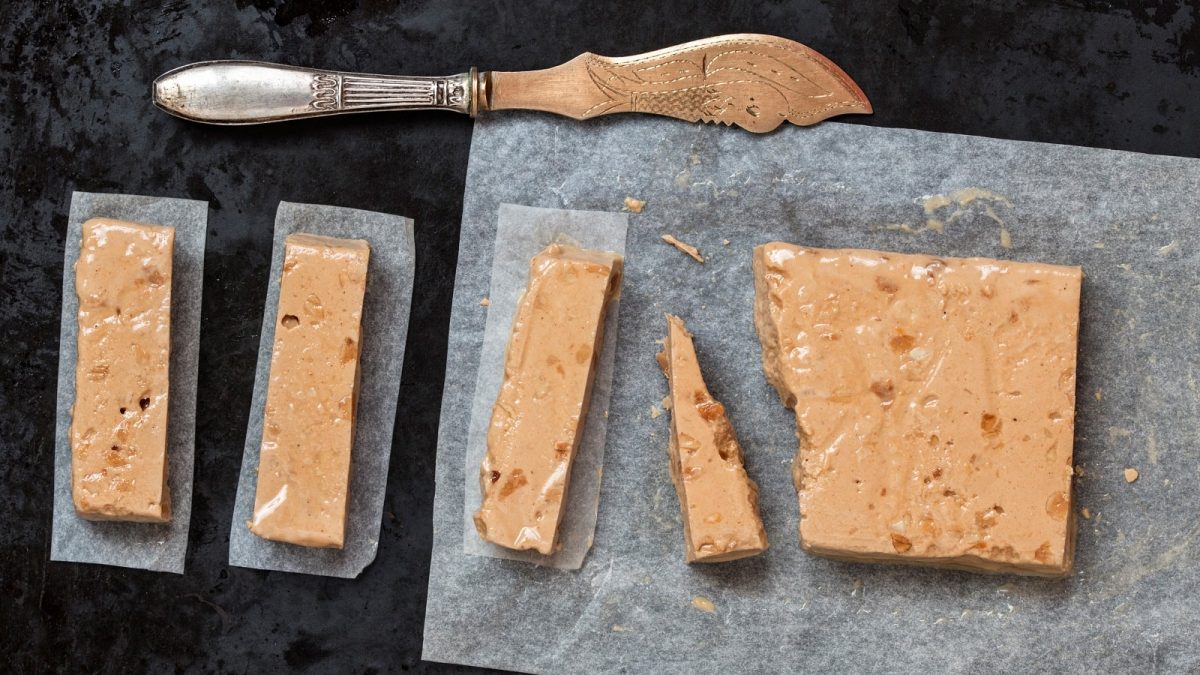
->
800, 527, 1074, 577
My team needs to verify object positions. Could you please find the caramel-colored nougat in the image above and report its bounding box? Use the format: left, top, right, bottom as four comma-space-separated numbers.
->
753, 243, 1081, 576
658, 314, 768, 563
474, 243, 623, 554
71, 218, 175, 522
249, 233, 370, 549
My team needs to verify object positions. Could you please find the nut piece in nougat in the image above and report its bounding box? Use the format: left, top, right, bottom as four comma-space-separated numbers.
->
752, 243, 1081, 576
657, 314, 768, 562
249, 233, 370, 549
71, 218, 175, 522
474, 243, 623, 554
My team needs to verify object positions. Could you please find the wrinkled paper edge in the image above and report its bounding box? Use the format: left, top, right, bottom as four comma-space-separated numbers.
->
461, 203, 629, 569
51, 191, 208, 574
227, 201, 415, 578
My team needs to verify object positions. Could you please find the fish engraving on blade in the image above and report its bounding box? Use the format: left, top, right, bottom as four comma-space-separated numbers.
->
487, 34, 871, 133
576, 37, 870, 131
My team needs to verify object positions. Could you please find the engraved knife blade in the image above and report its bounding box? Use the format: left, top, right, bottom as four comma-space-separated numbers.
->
153, 34, 870, 133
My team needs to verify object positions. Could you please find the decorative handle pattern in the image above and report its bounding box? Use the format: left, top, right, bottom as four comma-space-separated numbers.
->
310, 72, 469, 111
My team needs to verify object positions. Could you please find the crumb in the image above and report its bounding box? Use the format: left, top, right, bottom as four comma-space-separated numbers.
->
1080, 507, 1091, 519
1157, 240, 1179, 257
650, 405, 661, 419
1093, 242, 1106, 249
661, 395, 672, 410
999, 227, 1012, 249
480, 297, 490, 307
1124, 467, 1139, 483
611, 624, 630, 633
691, 596, 716, 614
1094, 389, 1102, 401
1074, 464, 1084, 477
661, 234, 705, 263
722, 239, 730, 246
623, 196, 646, 213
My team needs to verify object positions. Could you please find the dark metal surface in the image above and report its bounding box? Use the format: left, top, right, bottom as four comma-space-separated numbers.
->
1, 1, 1197, 672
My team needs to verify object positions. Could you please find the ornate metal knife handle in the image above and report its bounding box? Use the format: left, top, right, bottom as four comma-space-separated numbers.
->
153, 61, 479, 124
154, 35, 871, 132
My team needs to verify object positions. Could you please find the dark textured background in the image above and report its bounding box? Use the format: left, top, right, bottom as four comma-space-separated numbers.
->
1, 1, 1197, 672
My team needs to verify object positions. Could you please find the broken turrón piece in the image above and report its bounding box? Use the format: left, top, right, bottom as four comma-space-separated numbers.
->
753, 243, 1081, 576
657, 314, 768, 563
474, 243, 623, 555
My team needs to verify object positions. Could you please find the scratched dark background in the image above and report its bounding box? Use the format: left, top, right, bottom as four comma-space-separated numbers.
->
1, 1, 1197, 672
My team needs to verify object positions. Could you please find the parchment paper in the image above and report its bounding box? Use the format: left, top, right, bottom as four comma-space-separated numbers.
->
51, 191, 208, 574
228, 201, 414, 578
424, 114, 1200, 673
462, 203, 628, 569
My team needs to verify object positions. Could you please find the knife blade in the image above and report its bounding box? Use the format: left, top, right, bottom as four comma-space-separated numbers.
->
153, 33, 870, 133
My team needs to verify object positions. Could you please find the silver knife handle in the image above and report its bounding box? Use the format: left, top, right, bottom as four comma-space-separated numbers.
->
153, 60, 480, 124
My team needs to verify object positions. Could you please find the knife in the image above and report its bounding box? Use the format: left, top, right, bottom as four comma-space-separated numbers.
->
153, 33, 870, 133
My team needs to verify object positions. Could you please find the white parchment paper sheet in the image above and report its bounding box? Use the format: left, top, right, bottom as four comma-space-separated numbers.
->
462, 203, 628, 569
52, 191, 208, 574
424, 114, 1200, 673
228, 201, 414, 578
